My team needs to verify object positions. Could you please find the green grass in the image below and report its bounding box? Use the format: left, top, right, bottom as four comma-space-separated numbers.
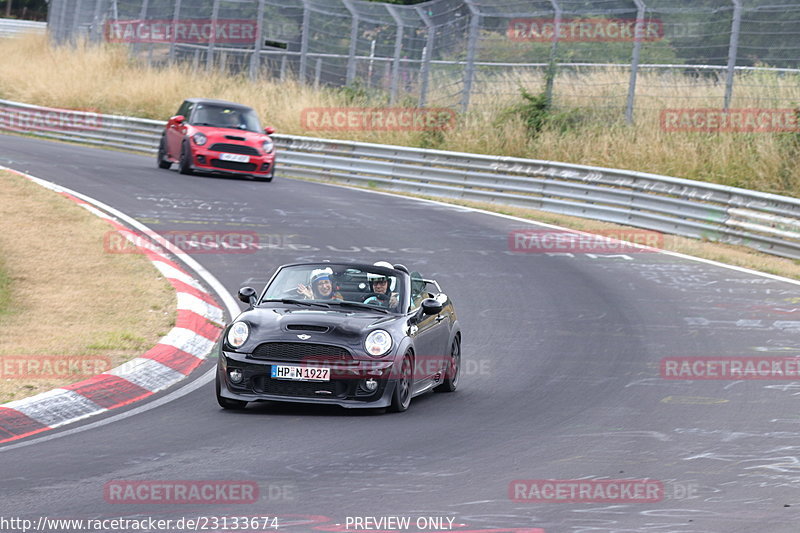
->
85, 331, 149, 352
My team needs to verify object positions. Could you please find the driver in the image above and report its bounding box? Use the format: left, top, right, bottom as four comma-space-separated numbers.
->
364, 263, 398, 308
219, 108, 243, 129
298, 269, 343, 300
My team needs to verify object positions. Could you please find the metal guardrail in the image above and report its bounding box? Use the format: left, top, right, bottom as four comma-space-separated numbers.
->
1, 97, 799, 259
0, 18, 46, 38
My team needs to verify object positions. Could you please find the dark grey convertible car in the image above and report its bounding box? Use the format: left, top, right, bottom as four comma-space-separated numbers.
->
215, 262, 461, 412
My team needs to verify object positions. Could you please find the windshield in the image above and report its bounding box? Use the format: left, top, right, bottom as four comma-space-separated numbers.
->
190, 104, 262, 132
262, 265, 405, 313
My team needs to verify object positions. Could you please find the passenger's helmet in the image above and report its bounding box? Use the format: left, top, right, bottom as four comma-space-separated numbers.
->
310, 267, 333, 285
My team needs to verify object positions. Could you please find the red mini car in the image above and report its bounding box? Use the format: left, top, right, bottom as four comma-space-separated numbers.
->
157, 98, 276, 181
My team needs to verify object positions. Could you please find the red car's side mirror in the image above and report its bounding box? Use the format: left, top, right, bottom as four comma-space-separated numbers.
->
171, 115, 185, 125
264, 126, 275, 135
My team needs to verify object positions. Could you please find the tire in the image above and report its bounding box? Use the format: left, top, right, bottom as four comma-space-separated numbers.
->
178, 142, 193, 175
216, 372, 247, 410
389, 352, 413, 413
157, 135, 171, 169
435, 336, 460, 393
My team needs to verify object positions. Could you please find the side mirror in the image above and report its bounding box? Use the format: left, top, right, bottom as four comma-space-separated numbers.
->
170, 115, 185, 125
238, 287, 257, 305
264, 126, 275, 135
421, 298, 443, 316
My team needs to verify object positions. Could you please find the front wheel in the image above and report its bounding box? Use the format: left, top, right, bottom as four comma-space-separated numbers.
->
389, 353, 413, 413
178, 142, 193, 175
216, 373, 247, 410
435, 336, 460, 393
157, 135, 171, 169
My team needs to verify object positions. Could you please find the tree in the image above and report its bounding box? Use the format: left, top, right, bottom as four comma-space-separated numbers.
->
3, 0, 47, 20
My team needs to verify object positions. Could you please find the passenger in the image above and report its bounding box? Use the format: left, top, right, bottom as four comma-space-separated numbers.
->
298, 269, 343, 300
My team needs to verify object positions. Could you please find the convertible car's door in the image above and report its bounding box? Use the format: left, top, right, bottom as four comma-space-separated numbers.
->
408, 275, 450, 389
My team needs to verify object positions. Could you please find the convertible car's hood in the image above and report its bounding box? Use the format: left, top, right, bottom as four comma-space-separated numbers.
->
237, 307, 395, 339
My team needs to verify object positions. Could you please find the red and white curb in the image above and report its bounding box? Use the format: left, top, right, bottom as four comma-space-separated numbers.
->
0, 168, 235, 444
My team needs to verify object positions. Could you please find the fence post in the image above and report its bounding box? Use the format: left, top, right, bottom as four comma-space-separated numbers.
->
132, 0, 149, 56
626, 0, 646, 124
46, 0, 57, 42
168, 0, 182, 63
299, 0, 311, 83
386, 5, 404, 105
57, 0, 72, 44
724, 0, 742, 111
90, 0, 105, 43
206, 0, 220, 71
343, 0, 359, 85
249, 0, 266, 80
545, 0, 561, 108
460, 0, 481, 112
314, 57, 322, 88
415, 5, 435, 107
70, 0, 83, 43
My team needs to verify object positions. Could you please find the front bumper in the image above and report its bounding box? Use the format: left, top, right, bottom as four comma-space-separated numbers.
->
217, 350, 398, 408
189, 149, 274, 177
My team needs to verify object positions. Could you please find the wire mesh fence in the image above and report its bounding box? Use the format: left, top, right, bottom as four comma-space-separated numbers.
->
44, 0, 800, 121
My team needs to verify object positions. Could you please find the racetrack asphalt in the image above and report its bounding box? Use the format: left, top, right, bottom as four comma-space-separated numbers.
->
1, 132, 799, 532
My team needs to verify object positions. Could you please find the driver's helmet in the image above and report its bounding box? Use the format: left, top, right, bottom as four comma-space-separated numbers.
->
367, 261, 394, 294
219, 108, 240, 127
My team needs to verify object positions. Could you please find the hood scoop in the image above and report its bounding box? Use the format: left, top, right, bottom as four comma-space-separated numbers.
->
225, 135, 246, 141
286, 324, 330, 333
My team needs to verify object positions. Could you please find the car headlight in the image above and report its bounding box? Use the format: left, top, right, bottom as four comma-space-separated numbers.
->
192, 132, 207, 146
227, 321, 250, 349
365, 329, 392, 357
261, 139, 274, 154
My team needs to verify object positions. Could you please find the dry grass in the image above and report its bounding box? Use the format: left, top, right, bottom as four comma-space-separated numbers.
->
1, 34, 799, 195
0, 170, 176, 403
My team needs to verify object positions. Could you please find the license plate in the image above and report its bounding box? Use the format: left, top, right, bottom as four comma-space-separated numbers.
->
219, 152, 250, 163
271, 365, 330, 382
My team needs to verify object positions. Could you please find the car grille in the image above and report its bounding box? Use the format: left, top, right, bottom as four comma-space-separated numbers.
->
251, 342, 352, 362
253, 377, 345, 398
210, 159, 258, 172
209, 143, 260, 156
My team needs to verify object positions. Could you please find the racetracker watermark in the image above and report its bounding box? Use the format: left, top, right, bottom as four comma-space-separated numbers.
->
104, 481, 259, 504
104, 229, 261, 255
0, 105, 101, 133
0, 356, 112, 380
289, 355, 489, 381
661, 357, 800, 380
509, 479, 664, 503
105, 19, 257, 44
300, 107, 456, 132
507, 18, 663, 42
509, 229, 663, 253
661, 108, 800, 133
